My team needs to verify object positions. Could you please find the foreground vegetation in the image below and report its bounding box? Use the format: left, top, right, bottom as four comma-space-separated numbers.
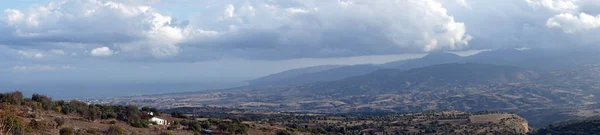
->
10, 90, 600, 135
0, 91, 260, 135
1, 90, 534, 135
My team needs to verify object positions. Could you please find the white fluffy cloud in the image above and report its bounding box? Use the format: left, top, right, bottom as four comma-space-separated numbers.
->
182, 0, 472, 59
526, 0, 600, 33
1, 0, 474, 60
547, 13, 600, 33
2, 0, 184, 58
3, 0, 600, 61
90, 47, 114, 57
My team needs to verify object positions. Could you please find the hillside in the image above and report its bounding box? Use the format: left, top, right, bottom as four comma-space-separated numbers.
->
248, 52, 462, 86
248, 49, 600, 87
249, 65, 344, 86
0, 91, 535, 135
533, 117, 600, 135
314, 63, 537, 95
96, 63, 600, 128
0, 92, 297, 135
251, 64, 382, 86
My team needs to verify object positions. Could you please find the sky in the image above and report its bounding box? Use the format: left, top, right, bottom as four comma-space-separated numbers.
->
2, 0, 600, 98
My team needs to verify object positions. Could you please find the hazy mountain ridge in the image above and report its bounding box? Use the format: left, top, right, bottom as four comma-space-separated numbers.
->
248, 65, 344, 86
250, 64, 382, 86
307, 63, 538, 96
250, 49, 600, 87
248, 52, 464, 86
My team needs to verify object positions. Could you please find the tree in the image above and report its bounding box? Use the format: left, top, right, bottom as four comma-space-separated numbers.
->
149, 108, 160, 116
217, 123, 230, 132
141, 106, 151, 112
85, 105, 101, 121
59, 127, 74, 135
234, 124, 248, 134
171, 111, 187, 118
32, 94, 54, 110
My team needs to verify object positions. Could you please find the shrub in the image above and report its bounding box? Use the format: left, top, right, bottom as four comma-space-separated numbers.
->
29, 119, 46, 130
32, 94, 54, 110
54, 106, 62, 113
107, 125, 124, 135
0, 112, 25, 134
171, 112, 187, 118
0, 91, 24, 105
276, 130, 292, 135
130, 120, 150, 128
59, 127, 74, 135
54, 118, 65, 129
86, 128, 99, 134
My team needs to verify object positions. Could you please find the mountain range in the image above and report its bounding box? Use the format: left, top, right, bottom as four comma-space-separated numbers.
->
249, 48, 600, 86
96, 48, 600, 128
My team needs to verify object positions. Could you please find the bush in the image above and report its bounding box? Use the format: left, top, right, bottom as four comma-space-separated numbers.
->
130, 120, 150, 128
59, 127, 74, 135
29, 119, 46, 130
54, 118, 65, 129
0, 91, 24, 105
32, 94, 54, 110
0, 112, 25, 134
171, 111, 187, 118
276, 130, 292, 135
107, 125, 124, 135
86, 128, 99, 134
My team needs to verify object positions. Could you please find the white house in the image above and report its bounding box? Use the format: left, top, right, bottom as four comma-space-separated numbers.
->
150, 117, 168, 125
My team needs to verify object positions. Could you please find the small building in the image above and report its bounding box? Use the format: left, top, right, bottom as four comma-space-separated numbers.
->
150, 117, 168, 125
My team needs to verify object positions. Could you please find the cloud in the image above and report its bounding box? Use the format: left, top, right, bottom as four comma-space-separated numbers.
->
523, 0, 600, 33
90, 47, 114, 57
525, 0, 578, 13
547, 13, 600, 33
456, 0, 471, 9
17, 50, 44, 58
50, 49, 65, 55
3, 0, 600, 61
12, 65, 75, 71
182, 0, 472, 59
2, 0, 184, 58
0, 0, 475, 60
